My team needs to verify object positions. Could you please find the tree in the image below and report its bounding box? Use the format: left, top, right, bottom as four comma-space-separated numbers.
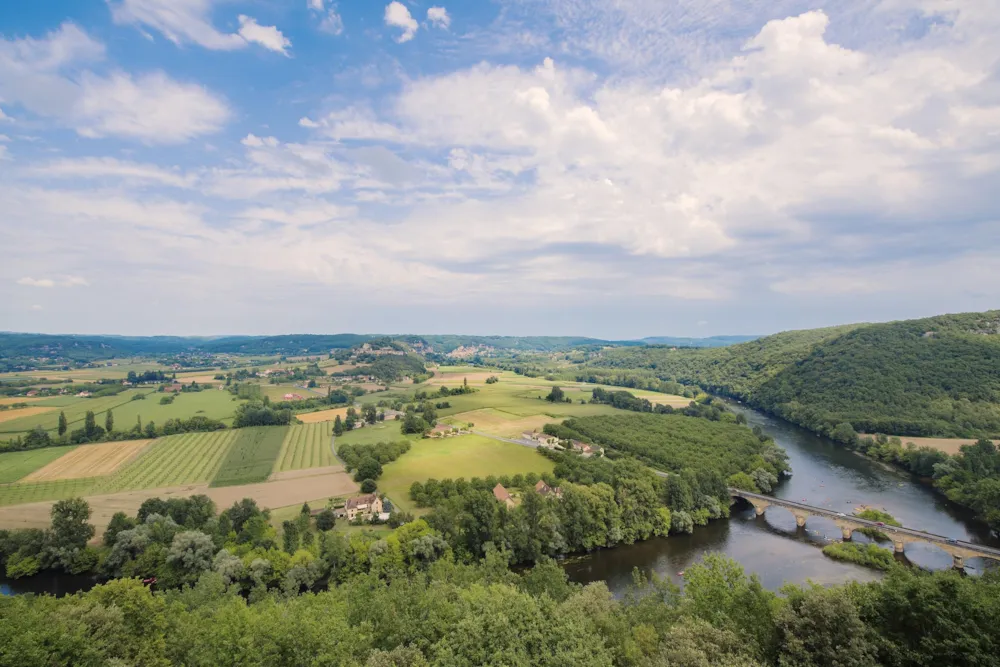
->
104, 511, 137, 547
334, 415, 344, 436
50, 497, 95, 551
105, 409, 114, 434
355, 457, 382, 482
363, 404, 378, 425
282, 520, 300, 554
777, 586, 877, 667
166, 531, 216, 581
315, 508, 336, 531
546, 386, 565, 403
830, 422, 858, 446
361, 479, 377, 493
84, 411, 97, 438
144, 421, 158, 438
57, 411, 68, 437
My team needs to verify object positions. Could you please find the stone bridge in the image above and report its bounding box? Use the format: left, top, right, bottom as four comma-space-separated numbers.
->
730, 488, 1000, 570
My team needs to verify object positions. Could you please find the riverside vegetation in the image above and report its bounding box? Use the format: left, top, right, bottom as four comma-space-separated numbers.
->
2, 494, 1000, 666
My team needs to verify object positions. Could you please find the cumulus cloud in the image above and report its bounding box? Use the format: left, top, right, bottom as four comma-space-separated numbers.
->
237, 15, 291, 55
427, 7, 451, 29
0, 23, 229, 143
309, 0, 344, 35
385, 2, 419, 43
110, 0, 290, 53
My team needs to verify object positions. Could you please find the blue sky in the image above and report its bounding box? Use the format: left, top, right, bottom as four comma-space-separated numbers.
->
0, 0, 998, 338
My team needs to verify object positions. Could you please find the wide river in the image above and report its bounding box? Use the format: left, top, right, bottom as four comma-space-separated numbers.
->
564, 403, 1000, 594
4, 404, 998, 596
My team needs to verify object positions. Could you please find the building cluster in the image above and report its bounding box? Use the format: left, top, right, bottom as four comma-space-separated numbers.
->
492, 480, 564, 508
519, 431, 601, 457
335, 493, 390, 523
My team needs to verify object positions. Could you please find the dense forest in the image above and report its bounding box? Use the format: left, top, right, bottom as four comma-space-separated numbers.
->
589, 311, 1000, 439
2, 494, 999, 667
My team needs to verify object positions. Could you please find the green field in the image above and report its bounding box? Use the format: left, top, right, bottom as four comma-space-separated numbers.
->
99, 430, 238, 492
0, 477, 101, 507
0, 390, 153, 435
377, 434, 554, 513
433, 384, 620, 420
0, 446, 77, 484
98, 389, 243, 428
210, 426, 288, 487
334, 420, 421, 447
275, 422, 335, 472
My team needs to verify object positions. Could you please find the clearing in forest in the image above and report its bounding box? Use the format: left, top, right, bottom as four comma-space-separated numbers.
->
889, 435, 980, 455
99, 430, 237, 492
275, 422, 335, 472
0, 446, 78, 484
23, 440, 152, 482
210, 426, 288, 487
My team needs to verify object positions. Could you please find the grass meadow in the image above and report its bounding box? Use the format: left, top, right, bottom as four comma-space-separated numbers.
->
377, 434, 554, 513
334, 420, 421, 447
275, 422, 335, 472
210, 426, 288, 487
0, 478, 101, 507
0, 391, 152, 436
0, 446, 77, 484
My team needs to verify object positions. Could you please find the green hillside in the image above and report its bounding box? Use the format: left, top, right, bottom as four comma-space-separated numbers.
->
592, 311, 1000, 438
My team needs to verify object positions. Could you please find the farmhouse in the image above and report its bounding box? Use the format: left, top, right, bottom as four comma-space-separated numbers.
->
493, 483, 515, 508
570, 440, 601, 457
430, 423, 456, 437
76, 391, 92, 398
344, 493, 383, 521
25, 390, 38, 397
164, 384, 183, 393
535, 480, 563, 499
283, 393, 304, 401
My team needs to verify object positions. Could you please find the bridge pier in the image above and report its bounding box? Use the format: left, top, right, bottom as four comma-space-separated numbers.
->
894, 541, 905, 554
841, 526, 853, 540
953, 555, 965, 570
795, 514, 807, 528
755, 505, 766, 516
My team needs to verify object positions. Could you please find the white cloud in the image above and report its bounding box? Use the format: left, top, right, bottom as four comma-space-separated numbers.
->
110, 0, 291, 53
74, 71, 230, 143
237, 15, 292, 55
17, 275, 88, 288
30, 157, 195, 187
0, 23, 230, 143
385, 2, 419, 43
0, 107, 9, 122
308, 0, 324, 10
427, 7, 451, 29
320, 10, 345, 36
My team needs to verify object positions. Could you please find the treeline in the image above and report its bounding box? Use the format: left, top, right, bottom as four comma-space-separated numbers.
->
232, 400, 294, 428
1, 412, 226, 452
338, 440, 411, 484
5, 498, 1000, 667
589, 387, 736, 422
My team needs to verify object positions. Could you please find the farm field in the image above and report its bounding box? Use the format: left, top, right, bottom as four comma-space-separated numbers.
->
445, 409, 554, 439
99, 430, 237, 493
210, 426, 288, 487
0, 478, 101, 507
4, 362, 167, 382
335, 420, 419, 447
0, 406, 55, 424
23, 440, 152, 482
883, 435, 980, 455
0, 469, 358, 536
275, 422, 335, 472
378, 434, 555, 513
0, 390, 152, 435
0, 397, 48, 406
259, 384, 322, 402
99, 388, 243, 427
0, 446, 77, 484
296, 407, 350, 423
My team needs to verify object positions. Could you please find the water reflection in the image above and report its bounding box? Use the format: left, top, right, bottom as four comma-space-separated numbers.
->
565, 405, 999, 594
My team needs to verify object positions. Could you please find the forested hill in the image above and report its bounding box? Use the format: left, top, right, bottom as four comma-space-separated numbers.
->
592, 311, 1000, 438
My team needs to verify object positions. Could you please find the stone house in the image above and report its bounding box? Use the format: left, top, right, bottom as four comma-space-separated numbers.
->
345, 493, 383, 521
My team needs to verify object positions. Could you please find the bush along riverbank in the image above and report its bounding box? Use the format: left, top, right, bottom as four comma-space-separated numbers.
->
823, 542, 898, 571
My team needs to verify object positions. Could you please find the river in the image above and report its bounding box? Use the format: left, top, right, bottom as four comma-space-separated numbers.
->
4, 405, 998, 597
564, 403, 1000, 594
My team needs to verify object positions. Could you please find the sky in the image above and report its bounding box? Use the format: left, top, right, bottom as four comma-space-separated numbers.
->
0, 0, 998, 339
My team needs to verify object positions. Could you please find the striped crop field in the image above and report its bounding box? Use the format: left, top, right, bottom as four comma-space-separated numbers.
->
99, 430, 238, 493
0, 478, 102, 507
275, 422, 335, 472
0, 446, 77, 484
210, 426, 288, 487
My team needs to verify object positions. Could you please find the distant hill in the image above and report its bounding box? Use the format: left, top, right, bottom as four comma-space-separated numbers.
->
592, 312, 1000, 438
638, 335, 760, 348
